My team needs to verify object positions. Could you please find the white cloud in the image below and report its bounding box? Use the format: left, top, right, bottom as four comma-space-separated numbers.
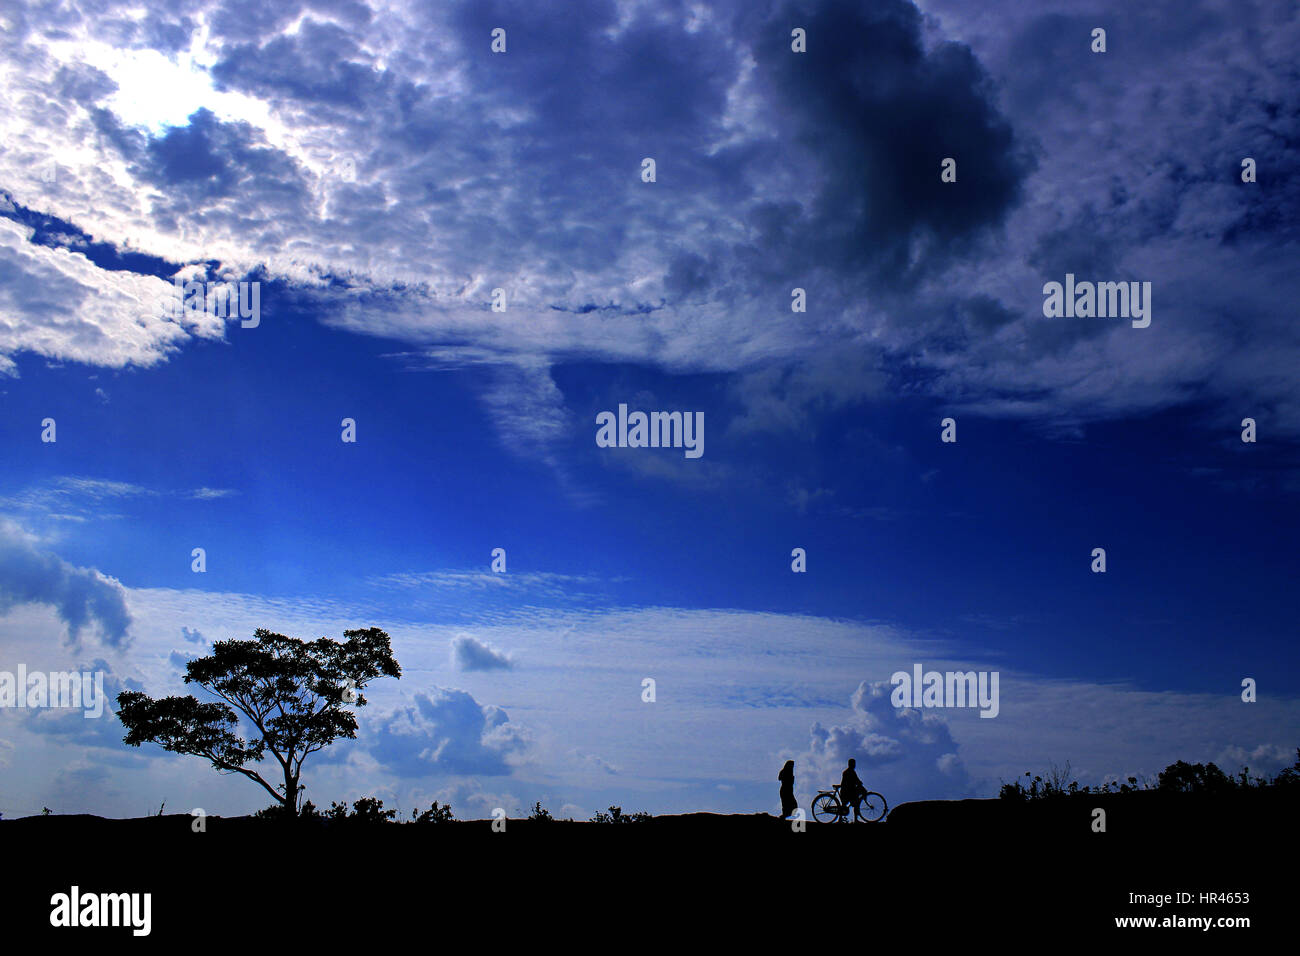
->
0, 518, 132, 648
0, 218, 225, 376
370, 687, 530, 777
796, 680, 971, 808
450, 633, 513, 672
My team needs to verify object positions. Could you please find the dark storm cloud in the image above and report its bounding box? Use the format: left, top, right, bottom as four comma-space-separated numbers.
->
744, 0, 1034, 285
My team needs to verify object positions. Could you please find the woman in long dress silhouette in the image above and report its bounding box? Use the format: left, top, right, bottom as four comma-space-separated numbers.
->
778, 760, 797, 819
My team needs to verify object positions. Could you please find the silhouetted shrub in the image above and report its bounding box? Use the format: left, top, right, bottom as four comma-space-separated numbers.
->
290, 797, 398, 823
1000, 761, 1155, 800
1273, 750, 1300, 788
1000, 750, 1300, 801
254, 803, 297, 821
999, 762, 1090, 801
411, 801, 455, 824
256, 797, 398, 823
350, 797, 398, 823
528, 801, 554, 822
590, 805, 652, 823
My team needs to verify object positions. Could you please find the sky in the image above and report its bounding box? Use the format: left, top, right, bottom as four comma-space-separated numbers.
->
0, 0, 1297, 821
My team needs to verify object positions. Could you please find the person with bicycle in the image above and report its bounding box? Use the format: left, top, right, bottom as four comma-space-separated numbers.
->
839, 758, 866, 821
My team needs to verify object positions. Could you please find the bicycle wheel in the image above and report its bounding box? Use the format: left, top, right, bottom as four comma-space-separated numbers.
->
810, 792, 841, 823
856, 791, 887, 822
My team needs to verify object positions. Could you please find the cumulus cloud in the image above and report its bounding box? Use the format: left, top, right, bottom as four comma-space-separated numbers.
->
798, 680, 972, 806
0, 520, 131, 647
0, 217, 224, 376
450, 633, 513, 671
370, 687, 530, 777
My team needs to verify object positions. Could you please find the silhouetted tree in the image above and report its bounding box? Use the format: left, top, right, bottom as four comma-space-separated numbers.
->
412, 801, 455, 824
1274, 749, 1300, 788
116, 627, 400, 816
1157, 760, 1233, 794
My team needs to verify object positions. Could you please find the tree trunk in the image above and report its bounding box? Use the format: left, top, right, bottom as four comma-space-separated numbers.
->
283, 774, 299, 817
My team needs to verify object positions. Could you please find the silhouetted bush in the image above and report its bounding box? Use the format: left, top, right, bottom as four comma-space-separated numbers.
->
328, 797, 397, 823
411, 801, 455, 824
998, 761, 1128, 800
590, 805, 652, 823
254, 803, 297, 821
1001, 749, 1300, 800
1274, 750, 1300, 788
528, 801, 555, 822
253, 797, 399, 824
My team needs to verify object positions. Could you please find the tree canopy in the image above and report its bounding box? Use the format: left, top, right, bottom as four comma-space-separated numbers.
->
116, 627, 400, 815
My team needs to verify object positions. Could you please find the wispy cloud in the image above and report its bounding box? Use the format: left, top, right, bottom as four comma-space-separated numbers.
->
0, 476, 238, 523
368, 569, 607, 595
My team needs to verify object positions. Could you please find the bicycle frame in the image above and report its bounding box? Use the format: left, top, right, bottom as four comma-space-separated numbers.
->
810, 785, 887, 823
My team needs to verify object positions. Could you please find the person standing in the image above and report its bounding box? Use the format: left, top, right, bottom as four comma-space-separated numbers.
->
778, 760, 797, 819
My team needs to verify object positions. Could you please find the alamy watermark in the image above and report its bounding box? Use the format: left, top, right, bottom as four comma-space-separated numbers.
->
890, 664, 999, 718
1042, 274, 1151, 328
0, 666, 105, 718
156, 277, 261, 328
50, 886, 151, 936
595, 403, 704, 458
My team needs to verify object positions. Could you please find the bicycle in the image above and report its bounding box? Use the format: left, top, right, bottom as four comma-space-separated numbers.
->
810, 783, 888, 823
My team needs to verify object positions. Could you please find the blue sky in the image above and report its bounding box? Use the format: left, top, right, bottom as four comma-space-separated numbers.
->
0, 0, 1297, 820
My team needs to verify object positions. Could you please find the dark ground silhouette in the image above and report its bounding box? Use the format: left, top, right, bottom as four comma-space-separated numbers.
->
7, 785, 1289, 942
